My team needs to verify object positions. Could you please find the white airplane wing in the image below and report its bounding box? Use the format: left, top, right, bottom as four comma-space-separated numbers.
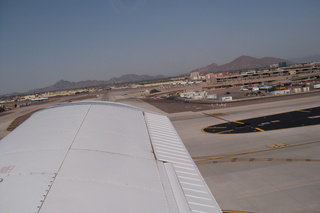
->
0, 101, 221, 213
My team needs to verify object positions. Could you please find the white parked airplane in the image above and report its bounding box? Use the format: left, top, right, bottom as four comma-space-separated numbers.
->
0, 101, 222, 213
29, 97, 49, 101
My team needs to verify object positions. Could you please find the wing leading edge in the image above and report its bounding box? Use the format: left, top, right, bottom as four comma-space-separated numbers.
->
0, 101, 221, 213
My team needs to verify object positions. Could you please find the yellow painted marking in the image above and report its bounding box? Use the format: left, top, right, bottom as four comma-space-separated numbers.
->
205, 126, 227, 129
255, 128, 265, 132
193, 140, 320, 162
297, 110, 311, 113
266, 143, 288, 149
211, 113, 229, 117
112, 94, 117, 102
215, 129, 234, 134
232, 121, 245, 124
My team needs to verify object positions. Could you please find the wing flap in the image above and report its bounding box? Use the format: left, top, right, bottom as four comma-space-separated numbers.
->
145, 112, 222, 213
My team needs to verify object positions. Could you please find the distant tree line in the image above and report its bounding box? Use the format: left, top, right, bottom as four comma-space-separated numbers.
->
149, 89, 161, 94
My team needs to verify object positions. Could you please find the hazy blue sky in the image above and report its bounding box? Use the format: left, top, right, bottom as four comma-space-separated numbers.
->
1, 0, 319, 95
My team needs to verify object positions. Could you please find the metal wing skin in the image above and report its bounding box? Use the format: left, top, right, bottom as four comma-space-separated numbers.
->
0, 101, 222, 213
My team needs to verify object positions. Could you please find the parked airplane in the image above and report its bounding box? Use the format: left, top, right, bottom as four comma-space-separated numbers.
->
29, 97, 49, 101
258, 85, 273, 90
0, 101, 222, 213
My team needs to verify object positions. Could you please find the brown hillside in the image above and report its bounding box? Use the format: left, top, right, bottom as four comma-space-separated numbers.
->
192, 55, 292, 74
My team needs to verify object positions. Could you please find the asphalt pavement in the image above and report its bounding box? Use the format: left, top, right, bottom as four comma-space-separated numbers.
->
202, 106, 320, 134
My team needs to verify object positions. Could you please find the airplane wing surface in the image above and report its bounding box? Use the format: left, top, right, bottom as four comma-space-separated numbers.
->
0, 101, 221, 213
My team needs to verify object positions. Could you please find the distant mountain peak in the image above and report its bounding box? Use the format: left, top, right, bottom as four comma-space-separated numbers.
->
191, 55, 292, 74
191, 63, 218, 73
235, 55, 254, 59
54, 79, 71, 85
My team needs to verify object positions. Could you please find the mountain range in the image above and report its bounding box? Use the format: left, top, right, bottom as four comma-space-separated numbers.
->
3, 54, 319, 97
29, 55, 292, 94
27, 74, 166, 94
190, 55, 293, 74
